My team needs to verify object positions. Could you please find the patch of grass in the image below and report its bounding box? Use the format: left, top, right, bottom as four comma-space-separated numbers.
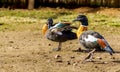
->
0, 8, 72, 19
109, 23, 120, 27
0, 8, 120, 33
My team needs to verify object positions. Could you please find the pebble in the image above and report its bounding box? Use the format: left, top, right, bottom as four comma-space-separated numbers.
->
48, 43, 51, 46
95, 66, 98, 68
73, 63, 77, 66
69, 42, 72, 44
54, 54, 61, 59
55, 54, 63, 63
76, 48, 82, 52
103, 62, 108, 64
9, 41, 14, 43
111, 57, 115, 60
70, 56, 75, 59
67, 61, 71, 65
96, 57, 102, 60
56, 60, 62, 63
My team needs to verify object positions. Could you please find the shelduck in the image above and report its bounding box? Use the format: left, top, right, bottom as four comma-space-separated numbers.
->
42, 18, 77, 51
73, 15, 115, 62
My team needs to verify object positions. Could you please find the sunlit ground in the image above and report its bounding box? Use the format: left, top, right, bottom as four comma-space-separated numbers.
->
0, 7, 120, 72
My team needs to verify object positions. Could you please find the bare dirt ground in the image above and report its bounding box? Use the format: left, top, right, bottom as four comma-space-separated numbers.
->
0, 7, 120, 72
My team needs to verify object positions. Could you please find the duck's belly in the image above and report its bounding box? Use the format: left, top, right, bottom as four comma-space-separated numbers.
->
46, 31, 67, 42
80, 39, 100, 49
79, 30, 103, 50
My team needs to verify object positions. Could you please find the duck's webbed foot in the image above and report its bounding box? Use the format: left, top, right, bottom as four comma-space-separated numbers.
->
53, 47, 61, 51
82, 49, 96, 63
53, 42, 62, 51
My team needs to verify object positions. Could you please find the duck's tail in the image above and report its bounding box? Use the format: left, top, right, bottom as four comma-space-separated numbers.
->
104, 46, 115, 55
97, 39, 115, 55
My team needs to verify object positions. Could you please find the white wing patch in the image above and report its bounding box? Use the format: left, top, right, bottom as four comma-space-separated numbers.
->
84, 35, 97, 42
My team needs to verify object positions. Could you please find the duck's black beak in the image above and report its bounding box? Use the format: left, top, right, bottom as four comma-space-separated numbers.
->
72, 19, 78, 22
72, 18, 81, 22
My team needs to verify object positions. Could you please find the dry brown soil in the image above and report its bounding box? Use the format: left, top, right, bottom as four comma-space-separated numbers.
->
0, 7, 120, 72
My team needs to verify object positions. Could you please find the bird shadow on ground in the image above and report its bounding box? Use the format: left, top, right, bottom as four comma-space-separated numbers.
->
112, 60, 120, 63
72, 49, 90, 53
72, 48, 107, 53
73, 49, 120, 64
114, 51, 120, 53
84, 60, 120, 64
72, 48, 120, 54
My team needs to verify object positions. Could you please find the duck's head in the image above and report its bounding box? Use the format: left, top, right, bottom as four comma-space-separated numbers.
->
47, 18, 53, 28
73, 15, 88, 26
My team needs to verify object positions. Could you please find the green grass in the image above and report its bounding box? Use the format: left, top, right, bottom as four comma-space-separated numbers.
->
0, 8, 120, 34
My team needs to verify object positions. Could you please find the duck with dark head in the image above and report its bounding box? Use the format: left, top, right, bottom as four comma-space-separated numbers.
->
42, 18, 77, 51
42, 18, 53, 35
73, 14, 115, 63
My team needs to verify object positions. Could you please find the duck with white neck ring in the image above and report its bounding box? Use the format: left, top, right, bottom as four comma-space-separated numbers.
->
73, 14, 115, 63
